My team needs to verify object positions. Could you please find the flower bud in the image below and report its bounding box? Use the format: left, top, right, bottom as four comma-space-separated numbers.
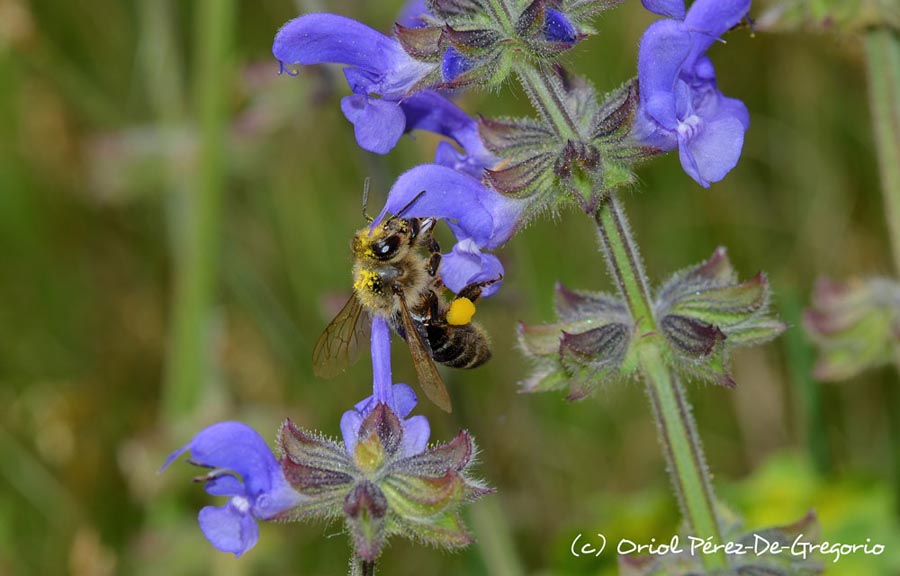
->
804, 277, 900, 381
518, 282, 637, 399
654, 247, 785, 387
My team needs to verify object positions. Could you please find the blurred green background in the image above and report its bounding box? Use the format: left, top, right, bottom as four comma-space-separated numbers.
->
1, 0, 898, 574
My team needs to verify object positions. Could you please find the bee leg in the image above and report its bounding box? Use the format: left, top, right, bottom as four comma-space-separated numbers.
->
425, 289, 443, 322
427, 252, 442, 277
457, 274, 504, 304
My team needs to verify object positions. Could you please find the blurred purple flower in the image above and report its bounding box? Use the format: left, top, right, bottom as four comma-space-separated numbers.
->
340, 316, 431, 457
373, 164, 525, 294
161, 422, 303, 557
634, 0, 751, 187
273, 13, 435, 153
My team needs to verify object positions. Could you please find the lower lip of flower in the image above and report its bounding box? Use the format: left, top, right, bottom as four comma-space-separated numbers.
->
677, 114, 702, 140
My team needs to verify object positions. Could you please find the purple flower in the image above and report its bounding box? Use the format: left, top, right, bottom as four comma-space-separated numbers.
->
398, 0, 430, 28
373, 164, 525, 294
161, 422, 303, 556
340, 316, 431, 457
441, 239, 505, 298
634, 0, 751, 187
543, 9, 578, 44
441, 47, 476, 83
401, 90, 497, 178
273, 13, 435, 153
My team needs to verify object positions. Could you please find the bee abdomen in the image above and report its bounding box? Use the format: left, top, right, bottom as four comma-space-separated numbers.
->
426, 323, 492, 369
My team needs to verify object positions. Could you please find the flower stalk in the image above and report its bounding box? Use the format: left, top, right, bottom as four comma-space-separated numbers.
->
516, 64, 582, 139
864, 26, 900, 515
864, 28, 900, 274
485, 0, 517, 31
595, 195, 727, 571
163, 0, 235, 419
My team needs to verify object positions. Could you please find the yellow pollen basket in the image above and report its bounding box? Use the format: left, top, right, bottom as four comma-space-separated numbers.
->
447, 297, 476, 326
353, 269, 378, 292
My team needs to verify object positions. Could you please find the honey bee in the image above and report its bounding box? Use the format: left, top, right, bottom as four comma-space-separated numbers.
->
312, 190, 498, 412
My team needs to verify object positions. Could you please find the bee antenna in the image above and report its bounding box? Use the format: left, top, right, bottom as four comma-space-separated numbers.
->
361, 177, 373, 223
394, 190, 427, 219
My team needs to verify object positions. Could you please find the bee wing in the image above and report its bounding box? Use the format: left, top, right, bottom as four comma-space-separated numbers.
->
396, 292, 452, 413
313, 293, 369, 378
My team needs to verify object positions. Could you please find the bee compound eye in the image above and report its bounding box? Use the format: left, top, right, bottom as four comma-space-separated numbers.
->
374, 236, 401, 259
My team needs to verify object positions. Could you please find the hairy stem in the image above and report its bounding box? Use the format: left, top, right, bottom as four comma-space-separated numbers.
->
517, 62, 728, 566
349, 557, 376, 576
515, 65, 582, 140
595, 196, 727, 570
484, 0, 516, 31
163, 0, 235, 419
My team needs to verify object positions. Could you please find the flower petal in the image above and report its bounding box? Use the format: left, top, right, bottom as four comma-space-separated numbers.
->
441, 47, 475, 83
641, 0, 686, 19
376, 164, 523, 249
163, 422, 279, 497
274, 13, 408, 72
252, 476, 305, 519
637, 20, 692, 131
398, 0, 430, 28
440, 239, 504, 296
340, 409, 365, 455
392, 383, 419, 418
400, 90, 496, 176
198, 504, 259, 557
683, 0, 751, 67
543, 9, 578, 44
370, 316, 394, 406
341, 95, 407, 154
720, 94, 750, 130
401, 414, 431, 456
204, 475, 244, 497
678, 115, 745, 187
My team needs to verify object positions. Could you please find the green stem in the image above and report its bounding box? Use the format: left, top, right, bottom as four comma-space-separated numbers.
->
595, 195, 727, 570
349, 557, 376, 576
163, 0, 235, 419
515, 65, 582, 140
484, 0, 516, 32
864, 27, 900, 516
864, 28, 900, 273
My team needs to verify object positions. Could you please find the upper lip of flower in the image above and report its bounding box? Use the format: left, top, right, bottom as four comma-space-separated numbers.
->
273, 13, 434, 100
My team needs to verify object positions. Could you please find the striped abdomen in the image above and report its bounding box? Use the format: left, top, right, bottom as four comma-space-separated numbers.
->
426, 322, 492, 369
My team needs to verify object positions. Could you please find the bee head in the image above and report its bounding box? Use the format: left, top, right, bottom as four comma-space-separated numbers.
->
353, 218, 417, 263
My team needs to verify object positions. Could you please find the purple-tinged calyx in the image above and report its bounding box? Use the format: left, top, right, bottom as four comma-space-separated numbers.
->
518, 283, 636, 399
654, 247, 784, 387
